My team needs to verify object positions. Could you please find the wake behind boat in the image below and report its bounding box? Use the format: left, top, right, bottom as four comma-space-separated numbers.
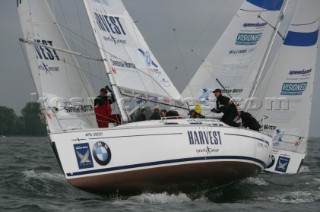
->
17, 0, 273, 193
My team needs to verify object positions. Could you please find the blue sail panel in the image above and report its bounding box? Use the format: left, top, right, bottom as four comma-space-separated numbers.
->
284, 30, 319, 47
247, 0, 283, 11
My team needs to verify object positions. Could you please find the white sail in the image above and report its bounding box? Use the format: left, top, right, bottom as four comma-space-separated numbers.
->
83, 0, 183, 121
18, 0, 98, 132
254, 0, 320, 155
182, 0, 286, 107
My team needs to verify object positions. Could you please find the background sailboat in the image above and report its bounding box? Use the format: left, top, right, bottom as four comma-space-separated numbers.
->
252, 0, 320, 173
182, 0, 320, 174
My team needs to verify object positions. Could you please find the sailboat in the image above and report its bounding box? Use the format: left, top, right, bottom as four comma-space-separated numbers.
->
252, 0, 320, 173
18, 0, 273, 193
183, 0, 320, 174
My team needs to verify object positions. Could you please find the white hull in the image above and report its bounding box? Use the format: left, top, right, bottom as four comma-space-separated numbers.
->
50, 119, 272, 193
265, 149, 305, 174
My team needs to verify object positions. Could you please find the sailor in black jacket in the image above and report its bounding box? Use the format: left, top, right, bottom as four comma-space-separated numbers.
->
211, 89, 240, 127
238, 111, 261, 131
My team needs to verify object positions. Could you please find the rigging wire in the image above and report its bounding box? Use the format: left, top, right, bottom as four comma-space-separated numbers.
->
56, 22, 176, 100
75, 0, 95, 88
156, 0, 193, 97
156, 0, 228, 97
49, 0, 98, 127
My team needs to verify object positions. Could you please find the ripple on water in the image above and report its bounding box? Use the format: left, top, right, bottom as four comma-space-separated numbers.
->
18, 170, 67, 197
241, 177, 269, 186
128, 192, 192, 204
267, 190, 320, 203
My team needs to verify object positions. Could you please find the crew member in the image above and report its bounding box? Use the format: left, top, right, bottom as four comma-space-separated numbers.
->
94, 86, 115, 128
188, 109, 205, 118
238, 111, 261, 131
160, 109, 167, 118
150, 106, 161, 120
135, 108, 147, 122
211, 89, 239, 127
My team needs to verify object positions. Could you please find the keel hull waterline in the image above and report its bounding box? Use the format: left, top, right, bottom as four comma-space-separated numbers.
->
51, 119, 272, 192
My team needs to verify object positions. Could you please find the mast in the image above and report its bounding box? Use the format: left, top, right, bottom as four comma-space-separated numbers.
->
246, 0, 289, 108
83, 0, 129, 122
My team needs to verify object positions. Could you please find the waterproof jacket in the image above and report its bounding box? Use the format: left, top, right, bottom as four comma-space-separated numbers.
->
215, 95, 237, 114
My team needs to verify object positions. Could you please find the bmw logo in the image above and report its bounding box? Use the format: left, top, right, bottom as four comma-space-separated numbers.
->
92, 141, 111, 166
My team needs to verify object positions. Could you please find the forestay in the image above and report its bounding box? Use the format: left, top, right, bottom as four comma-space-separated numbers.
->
18, 0, 98, 132
254, 0, 320, 153
182, 0, 286, 106
83, 0, 183, 121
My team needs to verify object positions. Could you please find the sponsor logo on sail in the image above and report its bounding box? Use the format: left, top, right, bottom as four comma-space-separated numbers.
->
74, 143, 94, 169
38, 62, 60, 74
275, 156, 290, 172
187, 131, 222, 145
229, 48, 255, 55
92, 141, 111, 166
263, 124, 277, 130
94, 13, 126, 35
272, 128, 284, 144
229, 49, 247, 54
289, 68, 312, 75
64, 105, 94, 113
110, 58, 136, 69
34, 40, 60, 61
138, 48, 158, 68
243, 22, 267, 28
236, 33, 262, 45
138, 48, 170, 87
92, 0, 111, 6
222, 88, 243, 94
103, 35, 126, 45
281, 82, 307, 95
199, 88, 212, 102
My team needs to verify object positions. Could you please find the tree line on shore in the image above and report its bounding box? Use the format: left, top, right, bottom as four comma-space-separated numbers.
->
0, 102, 47, 136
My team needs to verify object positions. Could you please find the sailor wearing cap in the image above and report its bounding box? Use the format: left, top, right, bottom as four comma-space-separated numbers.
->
211, 89, 240, 127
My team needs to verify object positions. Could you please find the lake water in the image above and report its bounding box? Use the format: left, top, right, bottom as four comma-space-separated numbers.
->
1, 136, 320, 211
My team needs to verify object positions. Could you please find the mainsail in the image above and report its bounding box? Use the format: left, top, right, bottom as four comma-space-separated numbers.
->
182, 0, 286, 107
18, 0, 98, 132
83, 0, 183, 121
254, 0, 320, 154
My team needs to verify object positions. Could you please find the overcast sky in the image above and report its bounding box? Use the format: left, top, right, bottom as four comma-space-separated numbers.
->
0, 0, 319, 137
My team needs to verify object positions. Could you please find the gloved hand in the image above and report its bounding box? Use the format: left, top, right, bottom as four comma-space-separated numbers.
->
105, 85, 112, 92
211, 108, 218, 113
